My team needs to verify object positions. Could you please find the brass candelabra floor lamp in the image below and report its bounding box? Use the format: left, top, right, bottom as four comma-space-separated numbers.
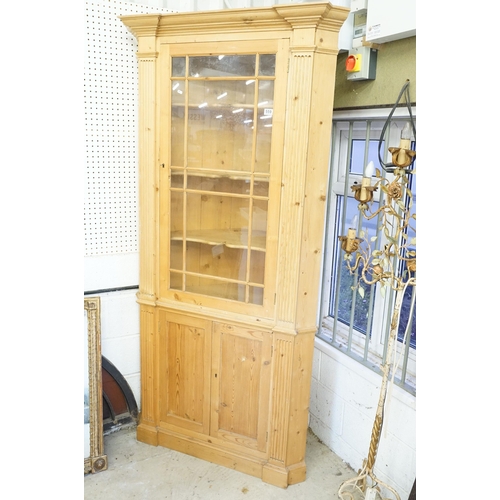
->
337, 81, 416, 500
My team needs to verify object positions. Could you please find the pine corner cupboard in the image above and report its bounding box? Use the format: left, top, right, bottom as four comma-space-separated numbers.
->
120, 2, 348, 488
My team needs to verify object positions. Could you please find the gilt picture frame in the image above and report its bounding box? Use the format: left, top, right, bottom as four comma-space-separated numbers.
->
84, 296, 108, 474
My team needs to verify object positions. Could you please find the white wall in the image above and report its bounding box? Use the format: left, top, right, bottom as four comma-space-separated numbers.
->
99, 289, 142, 408
310, 337, 416, 499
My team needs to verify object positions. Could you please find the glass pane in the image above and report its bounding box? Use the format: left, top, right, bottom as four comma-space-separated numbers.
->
398, 168, 416, 348
249, 250, 265, 284
185, 241, 247, 280
189, 55, 256, 77
332, 196, 379, 334
187, 80, 255, 171
172, 57, 186, 77
249, 286, 264, 305
170, 240, 183, 270
251, 199, 267, 242
259, 54, 276, 76
350, 138, 384, 176
171, 80, 185, 166
185, 276, 244, 301
248, 199, 267, 285
186, 192, 248, 229
170, 190, 184, 272
188, 78, 256, 108
253, 177, 269, 197
255, 80, 274, 173
170, 271, 183, 290
171, 169, 184, 189
170, 190, 184, 233
398, 285, 416, 348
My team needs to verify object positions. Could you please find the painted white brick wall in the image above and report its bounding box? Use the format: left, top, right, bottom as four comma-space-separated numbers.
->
310, 337, 416, 499
98, 290, 141, 409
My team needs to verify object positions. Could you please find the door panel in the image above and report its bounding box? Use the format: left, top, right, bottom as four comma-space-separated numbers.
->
211, 322, 272, 452
159, 311, 212, 435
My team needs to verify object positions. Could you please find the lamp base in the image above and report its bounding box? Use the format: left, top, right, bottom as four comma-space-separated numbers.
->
338, 464, 401, 500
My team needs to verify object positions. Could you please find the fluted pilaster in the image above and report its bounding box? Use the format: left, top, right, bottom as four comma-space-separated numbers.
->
136, 53, 158, 303
276, 51, 314, 325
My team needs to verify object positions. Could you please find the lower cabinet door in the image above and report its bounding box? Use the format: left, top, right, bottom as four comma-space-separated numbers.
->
211, 322, 272, 454
159, 310, 212, 435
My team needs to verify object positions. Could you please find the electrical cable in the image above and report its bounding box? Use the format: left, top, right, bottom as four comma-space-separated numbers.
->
377, 80, 416, 172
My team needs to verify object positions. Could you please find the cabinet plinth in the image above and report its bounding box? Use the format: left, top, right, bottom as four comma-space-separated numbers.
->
122, 1, 348, 488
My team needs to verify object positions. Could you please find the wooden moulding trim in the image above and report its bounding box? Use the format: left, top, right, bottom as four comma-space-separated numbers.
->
269, 336, 293, 463
137, 421, 159, 446
154, 300, 276, 330
262, 462, 290, 488
290, 45, 340, 56
139, 307, 158, 425
120, 14, 161, 37
272, 324, 318, 337
157, 20, 290, 37
137, 54, 156, 298
264, 460, 307, 486
286, 460, 307, 485
136, 52, 158, 59
157, 428, 265, 480
121, 3, 349, 38
275, 3, 349, 31
158, 421, 266, 460
136, 292, 156, 306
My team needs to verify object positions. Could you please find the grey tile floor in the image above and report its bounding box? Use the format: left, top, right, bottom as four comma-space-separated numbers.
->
84, 425, 354, 499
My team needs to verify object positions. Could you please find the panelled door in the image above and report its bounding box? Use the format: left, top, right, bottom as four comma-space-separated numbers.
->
159, 311, 272, 456
159, 310, 212, 435
211, 322, 272, 454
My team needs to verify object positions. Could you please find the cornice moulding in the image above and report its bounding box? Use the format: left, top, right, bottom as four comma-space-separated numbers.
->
275, 2, 349, 30
120, 14, 161, 37
121, 2, 349, 38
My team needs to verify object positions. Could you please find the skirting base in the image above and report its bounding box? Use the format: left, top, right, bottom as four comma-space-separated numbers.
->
137, 425, 307, 488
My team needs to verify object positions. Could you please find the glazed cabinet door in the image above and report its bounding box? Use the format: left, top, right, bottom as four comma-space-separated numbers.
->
211, 322, 272, 454
159, 39, 288, 319
159, 310, 212, 436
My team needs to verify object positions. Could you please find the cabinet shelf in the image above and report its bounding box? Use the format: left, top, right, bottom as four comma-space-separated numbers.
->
170, 170, 270, 182
171, 229, 266, 252
175, 103, 259, 110
181, 284, 256, 302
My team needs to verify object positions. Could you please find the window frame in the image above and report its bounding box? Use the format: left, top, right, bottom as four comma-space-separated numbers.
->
318, 107, 416, 393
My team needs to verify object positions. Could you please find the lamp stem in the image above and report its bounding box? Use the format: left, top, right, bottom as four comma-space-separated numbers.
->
365, 287, 405, 471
